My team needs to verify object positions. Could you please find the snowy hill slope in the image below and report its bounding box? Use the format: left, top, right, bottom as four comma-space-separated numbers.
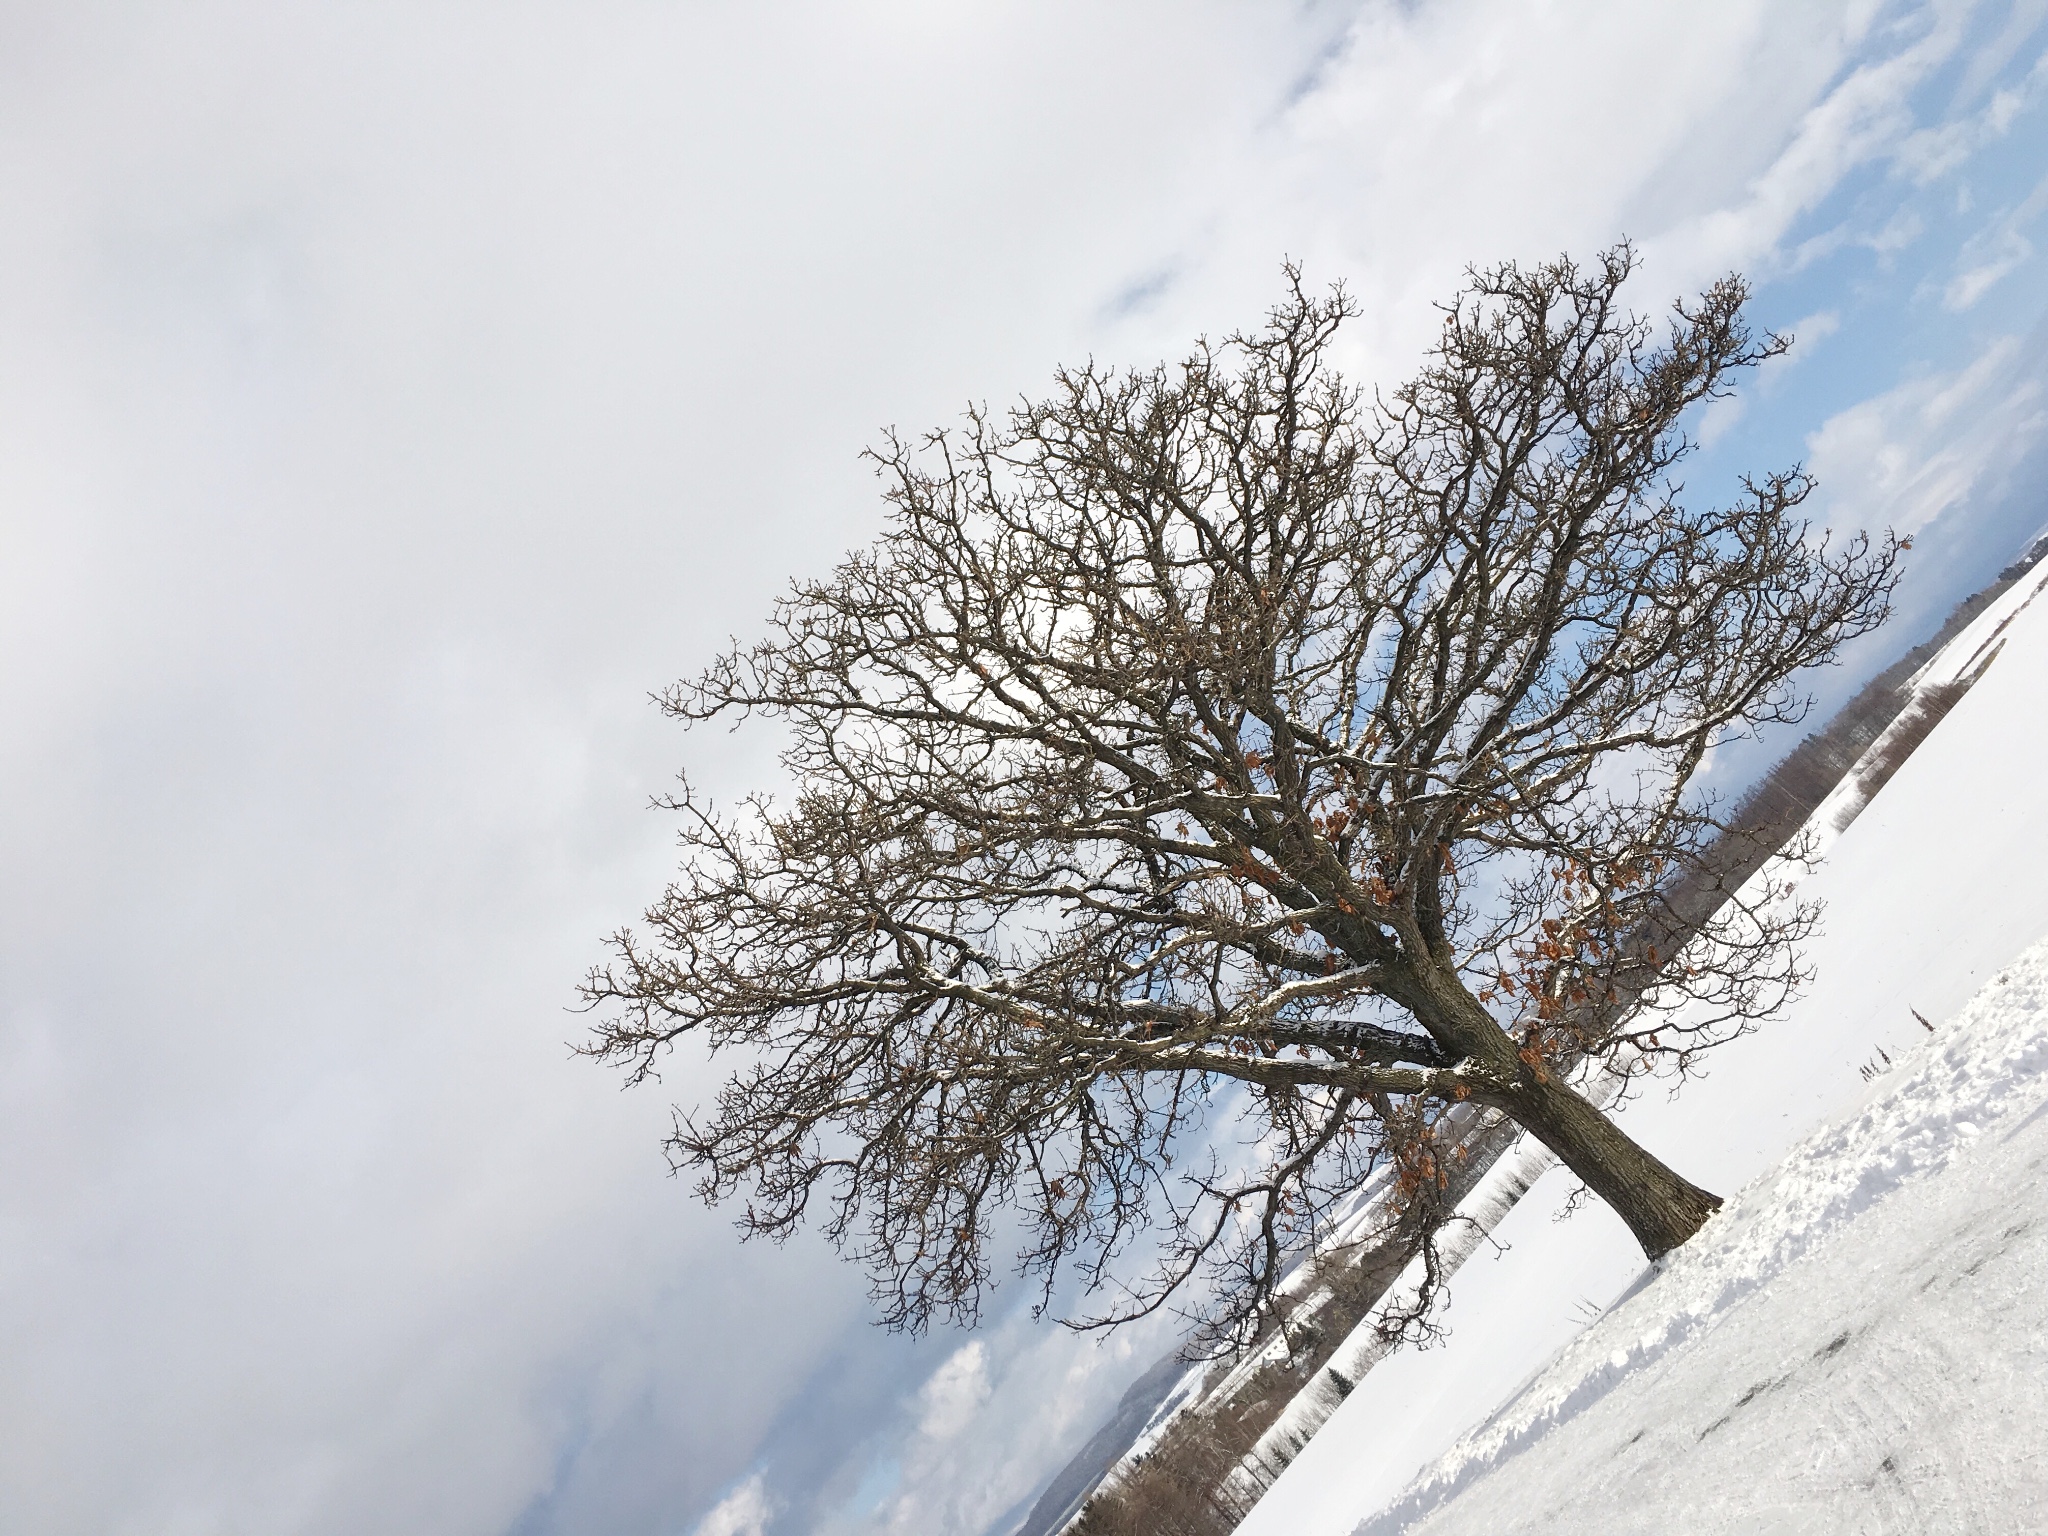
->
1029, 545, 2048, 1535
1378, 939, 2048, 1534
1232, 551, 2048, 1536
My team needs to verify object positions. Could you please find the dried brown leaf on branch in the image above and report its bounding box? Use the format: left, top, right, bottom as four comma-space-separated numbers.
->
581, 245, 1899, 1349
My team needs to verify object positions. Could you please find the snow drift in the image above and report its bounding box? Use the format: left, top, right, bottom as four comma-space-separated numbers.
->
1375, 936, 2048, 1533
1224, 545, 2048, 1536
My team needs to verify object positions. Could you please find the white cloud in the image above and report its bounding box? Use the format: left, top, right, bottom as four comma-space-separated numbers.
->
1806, 335, 2048, 537
915, 1342, 992, 1442
1943, 168, 2048, 306
3, 4, 2044, 1536
1651, 6, 1971, 286
1890, 57, 2040, 185
1867, 206, 1928, 258
0, 5, 1340, 1533
1697, 393, 1751, 450
1103, 0, 2006, 390
1892, 15, 2048, 181
694, 1473, 779, 1536
1785, 308, 1846, 354
1255, 1, 1867, 341
868, 1323, 1156, 1536
1946, 224, 2035, 305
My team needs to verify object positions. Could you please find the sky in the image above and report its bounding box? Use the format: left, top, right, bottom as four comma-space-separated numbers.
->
1, 4, 2045, 1535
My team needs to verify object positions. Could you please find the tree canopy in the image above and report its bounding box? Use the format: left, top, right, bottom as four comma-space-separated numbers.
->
583, 247, 1900, 1345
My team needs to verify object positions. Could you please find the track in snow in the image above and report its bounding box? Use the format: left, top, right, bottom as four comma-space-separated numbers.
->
1381, 945, 2048, 1535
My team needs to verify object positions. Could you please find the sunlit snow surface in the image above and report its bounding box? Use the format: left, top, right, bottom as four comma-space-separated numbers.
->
1234, 568, 2048, 1536
1378, 939, 2048, 1534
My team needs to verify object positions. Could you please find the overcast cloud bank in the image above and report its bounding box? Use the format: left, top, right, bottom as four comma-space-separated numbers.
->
0, 5, 2044, 1535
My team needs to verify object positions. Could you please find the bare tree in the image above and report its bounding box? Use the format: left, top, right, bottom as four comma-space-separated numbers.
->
582, 247, 1899, 1348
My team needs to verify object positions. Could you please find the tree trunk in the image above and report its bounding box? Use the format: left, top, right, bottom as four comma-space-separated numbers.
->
1500, 1070, 1722, 1258
1395, 957, 1723, 1259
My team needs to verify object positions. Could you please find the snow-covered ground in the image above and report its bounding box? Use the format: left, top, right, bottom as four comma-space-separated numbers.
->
1382, 938, 2048, 1534
1234, 555, 2048, 1536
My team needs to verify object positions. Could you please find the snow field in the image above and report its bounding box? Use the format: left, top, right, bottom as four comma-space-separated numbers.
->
1230, 555, 2048, 1535
1378, 937, 2048, 1533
